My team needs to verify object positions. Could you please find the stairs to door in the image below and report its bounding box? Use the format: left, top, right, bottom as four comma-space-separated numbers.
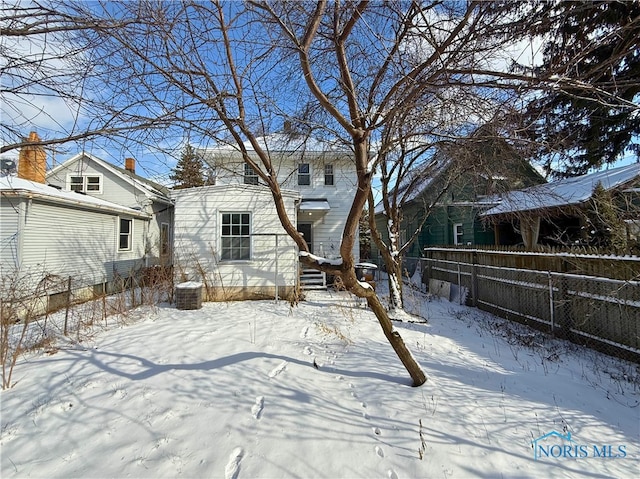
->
300, 268, 327, 290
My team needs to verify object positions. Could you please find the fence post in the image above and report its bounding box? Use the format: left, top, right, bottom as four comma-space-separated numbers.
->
423, 250, 433, 288
548, 271, 554, 333
63, 276, 71, 336
554, 270, 574, 340
470, 250, 478, 307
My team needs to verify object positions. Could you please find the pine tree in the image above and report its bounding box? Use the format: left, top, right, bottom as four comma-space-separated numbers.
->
170, 144, 206, 189
514, 1, 640, 177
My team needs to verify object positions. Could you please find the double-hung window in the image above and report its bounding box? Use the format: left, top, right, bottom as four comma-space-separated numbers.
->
119, 218, 132, 251
244, 164, 258, 185
221, 213, 251, 261
298, 163, 310, 186
324, 164, 334, 186
453, 223, 464, 245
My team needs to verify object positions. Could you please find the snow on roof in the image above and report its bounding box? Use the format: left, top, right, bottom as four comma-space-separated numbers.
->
0, 175, 150, 217
204, 133, 347, 154
483, 163, 640, 217
48, 152, 172, 203
374, 159, 448, 215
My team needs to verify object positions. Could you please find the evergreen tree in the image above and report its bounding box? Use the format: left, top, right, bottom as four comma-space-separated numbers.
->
170, 144, 206, 189
513, 1, 640, 177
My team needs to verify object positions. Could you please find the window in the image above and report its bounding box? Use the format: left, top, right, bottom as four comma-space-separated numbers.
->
298, 163, 310, 186
69, 175, 102, 193
453, 223, 463, 245
244, 163, 258, 185
119, 218, 132, 251
160, 223, 170, 256
221, 213, 251, 260
324, 164, 334, 186
70, 176, 83, 191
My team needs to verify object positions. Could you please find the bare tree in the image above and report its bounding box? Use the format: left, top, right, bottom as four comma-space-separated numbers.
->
37, 0, 606, 388
44, 0, 553, 386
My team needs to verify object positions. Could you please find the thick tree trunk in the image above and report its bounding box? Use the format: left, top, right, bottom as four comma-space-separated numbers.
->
366, 291, 427, 387
387, 259, 404, 311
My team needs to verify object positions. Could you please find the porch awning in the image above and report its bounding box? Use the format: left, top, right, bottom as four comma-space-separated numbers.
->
299, 199, 330, 211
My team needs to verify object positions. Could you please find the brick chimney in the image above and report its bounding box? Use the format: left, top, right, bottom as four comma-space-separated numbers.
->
125, 157, 136, 174
18, 131, 46, 183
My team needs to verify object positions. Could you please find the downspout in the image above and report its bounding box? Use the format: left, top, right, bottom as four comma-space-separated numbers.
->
16, 198, 28, 271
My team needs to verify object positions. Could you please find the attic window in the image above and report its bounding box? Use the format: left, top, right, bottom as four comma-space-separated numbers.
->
69, 174, 102, 193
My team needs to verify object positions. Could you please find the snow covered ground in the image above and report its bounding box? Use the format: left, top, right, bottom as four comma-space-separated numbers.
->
1, 281, 638, 478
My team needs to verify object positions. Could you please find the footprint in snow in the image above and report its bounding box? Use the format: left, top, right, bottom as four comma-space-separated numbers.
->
268, 361, 288, 378
375, 445, 384, 458
300, 326, 309, 338
252, 396, 264, 419
388, 469, 399, 479
303, 346, 313, 356
224, 447, 244, 479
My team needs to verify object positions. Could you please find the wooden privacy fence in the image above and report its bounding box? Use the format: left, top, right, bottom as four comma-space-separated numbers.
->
421, 248, 640, 363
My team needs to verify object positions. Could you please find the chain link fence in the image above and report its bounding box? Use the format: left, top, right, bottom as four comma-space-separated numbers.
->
420, 249, 640, 363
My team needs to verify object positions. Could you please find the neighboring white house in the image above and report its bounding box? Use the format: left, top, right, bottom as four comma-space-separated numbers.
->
200, 132, 359, 261
0, 175, 151, 313
47, 152, 174, 267
1, 134, 173, 316
171, 184, 300, 301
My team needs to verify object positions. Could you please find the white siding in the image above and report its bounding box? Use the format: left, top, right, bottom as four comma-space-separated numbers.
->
47, 158, 150, 210
3, 200, 148, 292
172, 185, 299, 291
205, 150, 360, 260
47, 155, 174, 267
0, 198, 22, 270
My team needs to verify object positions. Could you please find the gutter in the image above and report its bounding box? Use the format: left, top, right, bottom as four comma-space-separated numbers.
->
1, 189, 151, 220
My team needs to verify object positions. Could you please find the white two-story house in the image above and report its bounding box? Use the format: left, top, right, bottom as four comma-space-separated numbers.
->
171, 132, 358, 299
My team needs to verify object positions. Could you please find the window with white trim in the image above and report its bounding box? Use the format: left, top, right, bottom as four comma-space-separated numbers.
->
119, 218, 132, 251
324, 164, 334, 186
69, 174, 102, 193
244, 163, 258, 185
453, 223, 464, 245
221, 213, 251, 260
298, 163, 310, 186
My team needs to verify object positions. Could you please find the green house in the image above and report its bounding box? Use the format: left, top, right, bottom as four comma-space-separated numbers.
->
371, 155, 544, 263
